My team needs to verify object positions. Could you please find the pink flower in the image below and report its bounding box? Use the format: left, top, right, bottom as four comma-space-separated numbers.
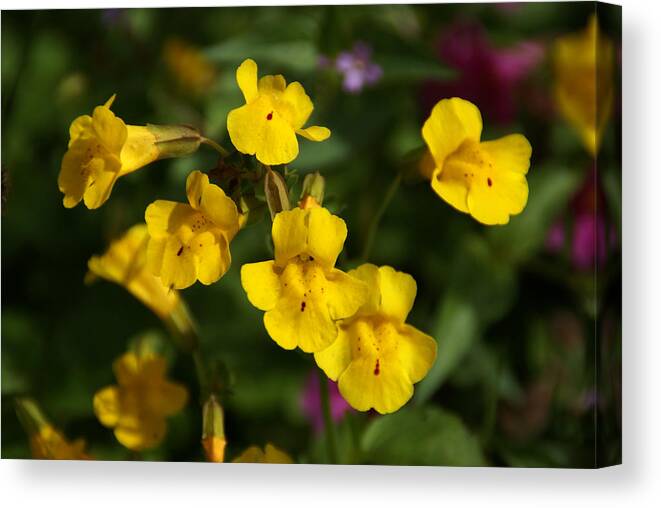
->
300, 372, 352, 433
546, 168, 617, 271
422, 21, 544, 124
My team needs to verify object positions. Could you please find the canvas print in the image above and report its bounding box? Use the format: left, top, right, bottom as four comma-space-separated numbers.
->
1, 2, 621, 467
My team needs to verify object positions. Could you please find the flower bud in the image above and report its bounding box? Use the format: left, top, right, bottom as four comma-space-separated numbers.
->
264, 168, 291, 219
201, 395, 226, 463
146, 124, 202, 160
299, 171, 325, 208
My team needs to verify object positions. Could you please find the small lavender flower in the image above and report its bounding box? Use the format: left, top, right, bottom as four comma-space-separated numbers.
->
300, 372, 352, 433
334, 42, 383, 94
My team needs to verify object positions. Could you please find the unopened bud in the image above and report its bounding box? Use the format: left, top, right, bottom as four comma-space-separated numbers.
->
299, 172, 325, 208
146, 124, 202, 160
202, 395, 226, 463
264, 168, 291, 219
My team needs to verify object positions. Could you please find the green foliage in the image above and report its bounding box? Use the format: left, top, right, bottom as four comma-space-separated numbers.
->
361, 407, 486, 466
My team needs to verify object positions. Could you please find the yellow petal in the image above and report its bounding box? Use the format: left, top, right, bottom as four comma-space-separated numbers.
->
93, 386, 121, 427
145, 200, 192, 239
348, 263, 382, 314
82, 158, 121, 210
463, 136, 531, 226
227, 100, 299, 166
120, 125, 159, 175
186, 171, 239, 236
115, 416, 166, 451
241, 260, 281, 311
398, 324, 437, 383
112, 352, 141, 385
430, 166, 470, 214
479, 134, 532, 176
338, 355, 413, 414
314, 326, 352, 381
58, 144, 89, 208
192, 230, 231, 285
376, 265, 417, 322
306, 207, 347, 270
156, 234, 198, 289
259, 74, 287, 93
297, 125, 331, 142
281, 81, 313, 129
263, 262, 338, 352
147, 381, 188, 416
232, 445, 264, 463
236, 58, 258, 103
422, 97, 483, 170
92, 103, 127, 155
69, 115, 93, 145
272, 208, 308, 267
263, 443, 294, 464
325, 268, 368, 320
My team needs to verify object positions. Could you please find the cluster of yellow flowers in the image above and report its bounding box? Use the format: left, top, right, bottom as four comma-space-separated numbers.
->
53, 55, 533, 459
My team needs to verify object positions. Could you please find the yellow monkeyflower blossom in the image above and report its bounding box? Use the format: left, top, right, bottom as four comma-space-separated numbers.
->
16, 398, 91, 460
233, 443, 293, 464
93, 351, 188, 451
227, 58, 331, 166
164, 38, 216, 96
422, 97, 532, 226
553, 14, 614, 156
145, 170, 240, 290
87, 224, 183, 322
30, 425, 91, 460
59, 95, 203, 209
241, 207, 368, 353
315, 264, 437, 414
59, 95, 158, 209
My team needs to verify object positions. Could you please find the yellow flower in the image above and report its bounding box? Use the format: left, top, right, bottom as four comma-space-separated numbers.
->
145, 171, 240, 290
30, 425, 91, 460
87, 224, 182, 322
163, 38, 216, 96
314, 264, 437, 414
232, 443, 293, 464
58, 95, 159, 209
553, 14, 614, 156
241, 207, 368, 353
15, 398, 91, 460
227, 58, 331, 166
93, 351, 188, 451
422, 97, 532, 225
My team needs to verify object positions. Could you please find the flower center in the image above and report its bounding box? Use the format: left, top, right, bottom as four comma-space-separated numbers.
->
442, 139, 495, 190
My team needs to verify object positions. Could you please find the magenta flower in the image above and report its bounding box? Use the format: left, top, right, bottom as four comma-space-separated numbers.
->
300, 372, 352, 433
323, 42, 383, 94
422, 21, 544, 124
545, 168, 617, 271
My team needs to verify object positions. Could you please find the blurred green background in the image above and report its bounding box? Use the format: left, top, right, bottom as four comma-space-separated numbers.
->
2, 3, 621, 466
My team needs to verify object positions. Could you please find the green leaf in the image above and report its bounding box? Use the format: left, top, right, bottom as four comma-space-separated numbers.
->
205, 36, 318, 73
378, 54, 455, 83
414, 294, 478, 404
488, 164, 582, 263
361, 406, 486, 466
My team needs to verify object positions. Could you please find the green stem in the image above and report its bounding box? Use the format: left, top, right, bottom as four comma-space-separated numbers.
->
201, 137, 230, 158
191, 346, 209, 401
360, 172, 402, 262
318, 368, 339, 464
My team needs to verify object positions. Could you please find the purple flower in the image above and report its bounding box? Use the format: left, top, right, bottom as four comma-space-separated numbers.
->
545, 168, 617, 271
300, 372, 352, 433
422, 21, 544, 124
331, 42, 383, 94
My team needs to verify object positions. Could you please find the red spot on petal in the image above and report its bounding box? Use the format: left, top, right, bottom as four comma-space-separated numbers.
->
374, 359, 380, 376
177, 246, 184, 256
487, 178, 493, 187
266, 112, 273, 120
300, 301, 306, 312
